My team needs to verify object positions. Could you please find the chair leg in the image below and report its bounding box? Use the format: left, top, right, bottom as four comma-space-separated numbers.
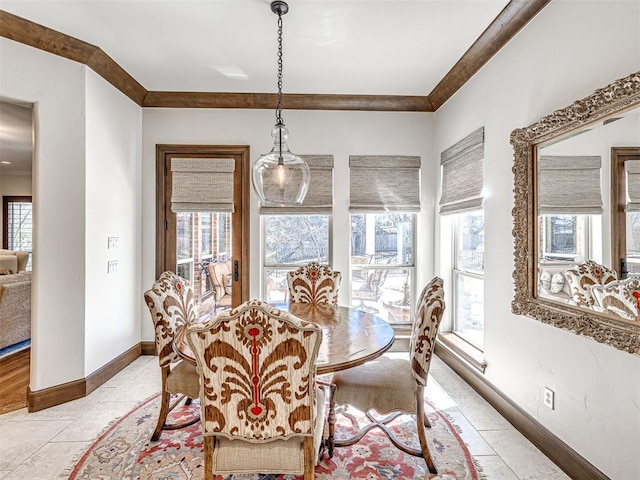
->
332, 396, 438, 475
416, 387, 437, 475
151, 388, 171, 441
151, 366, 200, 441
303, 437, 315, 480
204, 435, 214, 480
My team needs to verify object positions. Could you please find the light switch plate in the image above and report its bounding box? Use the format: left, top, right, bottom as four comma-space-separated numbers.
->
107, 260, 119, 274
108, 237, 119, 249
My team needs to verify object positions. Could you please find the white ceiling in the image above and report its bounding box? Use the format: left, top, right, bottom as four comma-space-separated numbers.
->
0, 0, 516, 173
0, 0, 511, 95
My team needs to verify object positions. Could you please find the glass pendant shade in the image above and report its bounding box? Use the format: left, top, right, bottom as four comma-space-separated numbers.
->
252, 123, 310, 206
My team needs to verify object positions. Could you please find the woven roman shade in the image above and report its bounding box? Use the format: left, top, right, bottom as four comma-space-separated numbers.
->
626, 160, 640, 212
349, 156, 421, 212
171, 158, 235, 213
537, 156, 603, 215
260, 155, 334, 214
439, 127, 484, 215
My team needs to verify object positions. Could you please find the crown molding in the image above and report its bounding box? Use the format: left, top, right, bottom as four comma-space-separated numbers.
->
2, 1, 552, 112
142, 91, 432, 112
427, 0, 552, 110
0, 10, 147, 105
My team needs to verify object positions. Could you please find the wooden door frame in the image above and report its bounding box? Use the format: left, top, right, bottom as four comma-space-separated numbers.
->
155, 144, 250, 305
611, 147, 640, 277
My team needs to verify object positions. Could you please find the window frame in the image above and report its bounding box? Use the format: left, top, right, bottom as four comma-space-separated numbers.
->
538, 214, 590, 264
348, 212, 417, 332
3, 195, 33, 271
451, 209, 485, 351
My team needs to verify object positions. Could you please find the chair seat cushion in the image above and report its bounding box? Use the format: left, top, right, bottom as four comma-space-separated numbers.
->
166, 360, 200, 398
212, 385, 326, 475
333, 356, 416, 415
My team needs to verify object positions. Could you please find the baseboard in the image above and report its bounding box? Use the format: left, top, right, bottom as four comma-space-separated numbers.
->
27, 379, 86, 412
28, 343, 142, 412
434, 341, 609, 480
141, 341, 156, 356
86, 343, 141, 394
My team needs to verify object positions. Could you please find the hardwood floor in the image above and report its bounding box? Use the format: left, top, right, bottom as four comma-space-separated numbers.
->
0, 347, 29, 414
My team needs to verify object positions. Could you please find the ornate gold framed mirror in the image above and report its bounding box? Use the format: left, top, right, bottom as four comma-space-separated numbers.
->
511, 71, 640, 355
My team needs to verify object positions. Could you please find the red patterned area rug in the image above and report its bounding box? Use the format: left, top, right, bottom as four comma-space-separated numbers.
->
69, 394, 485, 480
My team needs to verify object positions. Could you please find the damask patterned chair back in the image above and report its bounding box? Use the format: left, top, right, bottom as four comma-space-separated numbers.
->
565, 260, 618, 307
330, 277, 445, 475
591, 276, 640, 321
187, 300, 324, 479
145, 270, 198, 367
287, 261, 342, 305
143, 271, 200, 441
409, 276, 446, 386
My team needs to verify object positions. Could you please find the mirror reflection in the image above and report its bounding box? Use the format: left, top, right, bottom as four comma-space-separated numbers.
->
536, 106, 640, 322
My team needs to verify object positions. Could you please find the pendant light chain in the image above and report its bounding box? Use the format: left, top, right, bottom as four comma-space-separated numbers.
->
276, 12, 284, 126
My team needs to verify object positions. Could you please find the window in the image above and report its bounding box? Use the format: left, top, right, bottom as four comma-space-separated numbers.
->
627, 212, 640, 274
452, 211, 484, 350
3, 196, 33, 271
539, 214, 589, 263
263, 215, 330, 302
350, 213, 415, 326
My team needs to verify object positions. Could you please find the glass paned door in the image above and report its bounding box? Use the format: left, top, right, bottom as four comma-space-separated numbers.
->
158, 145, 250, 315
176, 212, 232, 308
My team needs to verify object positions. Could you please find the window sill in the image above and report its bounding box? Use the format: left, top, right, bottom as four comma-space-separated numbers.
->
437, 332, 487, 373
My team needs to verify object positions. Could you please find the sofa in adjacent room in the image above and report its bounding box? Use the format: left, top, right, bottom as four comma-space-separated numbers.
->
0, 272, 31, 350
0, 249, 29, 274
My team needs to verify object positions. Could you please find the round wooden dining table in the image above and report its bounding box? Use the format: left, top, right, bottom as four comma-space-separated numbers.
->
173, 302, 396, 375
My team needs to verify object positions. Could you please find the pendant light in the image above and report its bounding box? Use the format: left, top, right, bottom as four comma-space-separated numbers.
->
252, 0, 310, 206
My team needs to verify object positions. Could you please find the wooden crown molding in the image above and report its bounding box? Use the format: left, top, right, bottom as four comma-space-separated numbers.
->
2, 2, 552, 111
142, 91, 432, 111
428, 0, 552, 110
0, 10, 147, 106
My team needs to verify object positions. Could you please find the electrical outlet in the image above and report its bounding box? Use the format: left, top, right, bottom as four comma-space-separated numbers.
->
108, 237, 119, 249
543, 387, 555, 410
107, 260, 119, 274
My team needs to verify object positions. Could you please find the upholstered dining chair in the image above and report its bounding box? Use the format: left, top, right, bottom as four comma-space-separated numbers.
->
565, 259, 618, 307
287, 261, 342, 305
186, 300, 326, 480
144, 270, 201, 441
329, 277, 445, 475
591, 276, 640, 321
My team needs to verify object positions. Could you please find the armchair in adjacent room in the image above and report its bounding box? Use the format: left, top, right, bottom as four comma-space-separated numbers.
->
207, 259, 233, 312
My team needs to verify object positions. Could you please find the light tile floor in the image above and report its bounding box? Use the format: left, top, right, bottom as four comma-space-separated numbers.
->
0, 354, 570, 480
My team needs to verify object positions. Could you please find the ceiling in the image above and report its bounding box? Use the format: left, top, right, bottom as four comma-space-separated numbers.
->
0, 0, 552, 173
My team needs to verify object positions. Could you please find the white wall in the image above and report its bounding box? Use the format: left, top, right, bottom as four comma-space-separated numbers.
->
434, 2, 640, 479
0, 39, 144, 390
85, 70, 142, 374
141, 109, 434, 340
0, 38, 87, 389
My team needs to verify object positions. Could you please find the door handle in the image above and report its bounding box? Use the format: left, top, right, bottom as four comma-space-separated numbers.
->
234, 260, 239, 281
